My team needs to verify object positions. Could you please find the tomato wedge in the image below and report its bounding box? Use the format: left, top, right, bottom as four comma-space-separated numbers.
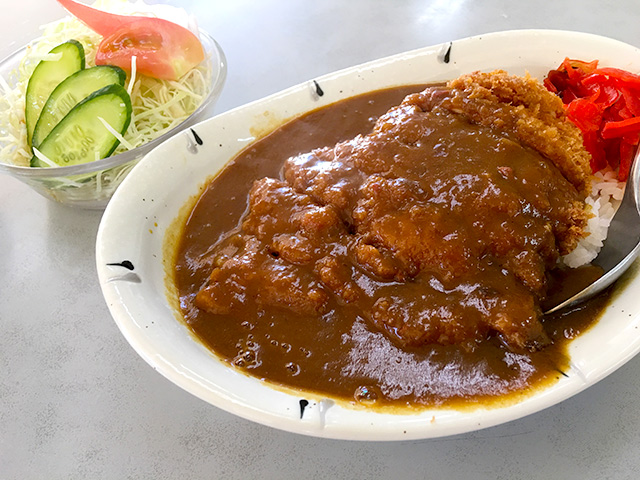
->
95, 19, 205, 80
56, 0, 205, 80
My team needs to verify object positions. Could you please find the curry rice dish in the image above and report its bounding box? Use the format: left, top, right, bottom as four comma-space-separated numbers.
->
175, 71, 605, 407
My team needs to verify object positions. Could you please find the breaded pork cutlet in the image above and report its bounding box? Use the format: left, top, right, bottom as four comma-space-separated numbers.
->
197, 71, 594, 352
409, 70, 593, 195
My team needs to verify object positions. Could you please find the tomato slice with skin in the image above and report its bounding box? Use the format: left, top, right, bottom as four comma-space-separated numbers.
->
57, 0, 137, 36
95, 19, 205, 80
56, 0, 205, 80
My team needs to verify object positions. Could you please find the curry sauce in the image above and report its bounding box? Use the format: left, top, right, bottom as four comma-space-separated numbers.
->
174, 84, 610, 409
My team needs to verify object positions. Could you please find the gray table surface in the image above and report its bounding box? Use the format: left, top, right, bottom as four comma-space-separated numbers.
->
2, 1, 640, 478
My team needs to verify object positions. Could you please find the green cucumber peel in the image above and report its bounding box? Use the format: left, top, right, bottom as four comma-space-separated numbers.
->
32, 65, 126, 149
25, 39, 85, 146
31, 83, 132, 168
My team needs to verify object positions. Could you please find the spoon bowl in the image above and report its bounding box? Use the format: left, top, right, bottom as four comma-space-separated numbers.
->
545, 150, 640, 314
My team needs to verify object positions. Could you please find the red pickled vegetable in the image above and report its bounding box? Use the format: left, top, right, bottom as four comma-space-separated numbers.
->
602, 117, 640, 140
620, 141, 636, 181
593, 67, 640, 87
544, 57, 640, 181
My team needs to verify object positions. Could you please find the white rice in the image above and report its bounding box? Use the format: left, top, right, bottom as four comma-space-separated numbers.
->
561, 167, 625, 268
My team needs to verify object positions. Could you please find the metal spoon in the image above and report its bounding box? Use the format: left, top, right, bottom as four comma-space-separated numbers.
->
545, 149, 640, 314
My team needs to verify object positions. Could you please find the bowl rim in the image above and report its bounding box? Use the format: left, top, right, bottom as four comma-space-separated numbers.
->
0, 29, 227, 178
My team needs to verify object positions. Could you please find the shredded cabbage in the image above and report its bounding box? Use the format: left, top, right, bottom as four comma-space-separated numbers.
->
0, 0, 213, 203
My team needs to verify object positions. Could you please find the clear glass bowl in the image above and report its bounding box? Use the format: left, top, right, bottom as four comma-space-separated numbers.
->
0, 31, 227, 209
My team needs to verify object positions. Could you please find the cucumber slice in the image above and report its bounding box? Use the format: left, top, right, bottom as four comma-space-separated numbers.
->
32, 65, 126, 149
25, 39, 85, 146
31, 84, 132, 168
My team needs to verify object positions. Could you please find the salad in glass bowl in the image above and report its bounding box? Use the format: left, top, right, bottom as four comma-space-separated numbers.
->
0, 0, 226, 208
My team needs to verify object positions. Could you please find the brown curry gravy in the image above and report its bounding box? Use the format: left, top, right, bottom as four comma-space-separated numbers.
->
174, 85, 610, 410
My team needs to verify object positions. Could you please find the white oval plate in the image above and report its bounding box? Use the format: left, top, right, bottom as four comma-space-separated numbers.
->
97, 30, 640, 441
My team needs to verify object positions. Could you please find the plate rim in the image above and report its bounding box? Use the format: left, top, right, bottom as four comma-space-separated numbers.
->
96, 28, 640, 441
